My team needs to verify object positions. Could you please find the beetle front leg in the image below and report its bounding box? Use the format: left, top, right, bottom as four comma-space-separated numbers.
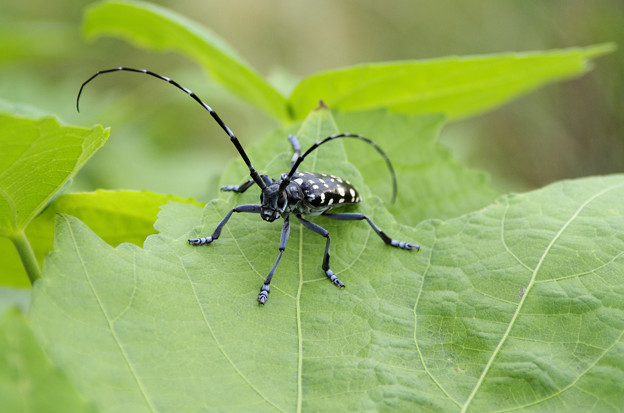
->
188, 204, 261, 245
258, 217, 291, 304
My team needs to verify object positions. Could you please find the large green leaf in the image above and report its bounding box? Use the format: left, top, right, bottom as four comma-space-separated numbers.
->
0, 190, 201, 288
82, 0, 289, 122
29, 109, 624, 411
0, 308, 98, 413
289, 44, 614, 120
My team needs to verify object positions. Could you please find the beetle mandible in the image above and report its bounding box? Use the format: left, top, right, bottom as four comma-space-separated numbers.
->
77, 67, 419, 304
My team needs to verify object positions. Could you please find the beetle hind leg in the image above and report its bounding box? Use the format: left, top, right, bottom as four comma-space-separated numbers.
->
322, 212, 420, 251
296, 215, 345, 288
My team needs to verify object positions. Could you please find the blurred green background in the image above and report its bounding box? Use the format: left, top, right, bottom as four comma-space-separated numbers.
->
1, 0, 622, 201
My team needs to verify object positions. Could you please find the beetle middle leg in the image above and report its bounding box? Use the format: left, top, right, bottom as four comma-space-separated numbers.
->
296, 214, 345, 288
221, 174, 272, 193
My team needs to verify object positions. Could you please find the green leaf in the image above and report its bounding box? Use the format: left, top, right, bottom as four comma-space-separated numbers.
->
414, 175, 624, 411
83, 0, 289, 122
0, 113, 108, 236
0, 190, 201, 288
289, 44, 615, 120
29, 109, 624, 410
0, 111, 108, 285
0, 308, 98, 413
333, 110, 499, 224
80, 2, 613, 124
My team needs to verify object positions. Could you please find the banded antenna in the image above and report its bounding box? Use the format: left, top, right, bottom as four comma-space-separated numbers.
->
76, 67, 267, 190
278, 133, 398, 204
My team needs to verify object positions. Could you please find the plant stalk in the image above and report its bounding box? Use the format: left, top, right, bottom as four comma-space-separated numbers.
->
11, 230, 41, 284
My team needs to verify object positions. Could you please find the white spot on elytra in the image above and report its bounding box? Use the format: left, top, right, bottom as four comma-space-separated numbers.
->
312, 184, 319, 189
349, 188, 356, 199
338, 198, 345, 203
337, 187, 346, 196
320, 193, 325, 203
328, 198, 334, 205
294, 178, 303, 184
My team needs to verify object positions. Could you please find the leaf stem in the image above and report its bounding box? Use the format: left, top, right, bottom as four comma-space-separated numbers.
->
11, 230, 41, 284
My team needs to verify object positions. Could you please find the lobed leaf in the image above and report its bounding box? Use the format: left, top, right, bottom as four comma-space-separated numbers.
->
289, 44, 615, 121
82, 0, 289, 122
28, 107, 624, 412
0, 190, 201, 288
0, 308, 98, 413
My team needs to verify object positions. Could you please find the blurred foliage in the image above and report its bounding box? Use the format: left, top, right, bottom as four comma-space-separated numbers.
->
0, 0, 621, 197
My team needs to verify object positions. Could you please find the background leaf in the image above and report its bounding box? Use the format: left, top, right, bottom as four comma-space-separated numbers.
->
0, 113, 108, 237
289, 44, 614, 121
29, 109, 624, 411
0, 190, 201, 288
0, 308, 98, 413
82, 0, 289, 122
0, 111, 109, 285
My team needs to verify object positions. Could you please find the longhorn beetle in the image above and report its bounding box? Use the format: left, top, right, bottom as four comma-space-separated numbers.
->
77, 67, 420, 304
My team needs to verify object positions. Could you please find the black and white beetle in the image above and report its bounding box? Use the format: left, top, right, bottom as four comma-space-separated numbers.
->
77, 67, 419, 304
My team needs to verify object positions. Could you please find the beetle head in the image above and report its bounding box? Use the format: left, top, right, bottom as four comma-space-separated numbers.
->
260, 183, 285, 222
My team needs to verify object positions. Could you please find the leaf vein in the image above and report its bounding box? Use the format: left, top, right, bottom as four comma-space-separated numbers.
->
413, 233, 463, 408
66, 217, 157, 412
461, 181, 624, 411
179, 255, 286, 412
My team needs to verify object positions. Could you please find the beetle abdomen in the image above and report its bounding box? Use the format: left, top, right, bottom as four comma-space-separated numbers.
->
294, 172, 360, 208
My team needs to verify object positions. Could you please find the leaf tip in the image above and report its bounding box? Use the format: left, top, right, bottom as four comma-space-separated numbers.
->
314, 99, 329, 111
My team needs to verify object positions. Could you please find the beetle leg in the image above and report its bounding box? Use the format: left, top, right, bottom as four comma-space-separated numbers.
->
322, 212, 419, 251
296, 215, 344, 288
258, 217, 291, 304
188, 204, 261, 245
221, 174, 271, 193
288, 134, 301, 169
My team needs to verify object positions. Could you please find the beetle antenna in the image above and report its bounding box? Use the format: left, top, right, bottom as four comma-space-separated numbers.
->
76, 67, 266, 189
279, 133, 397, 204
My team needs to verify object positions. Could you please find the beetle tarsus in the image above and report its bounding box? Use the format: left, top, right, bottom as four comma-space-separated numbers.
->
188, 237, 213, 246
